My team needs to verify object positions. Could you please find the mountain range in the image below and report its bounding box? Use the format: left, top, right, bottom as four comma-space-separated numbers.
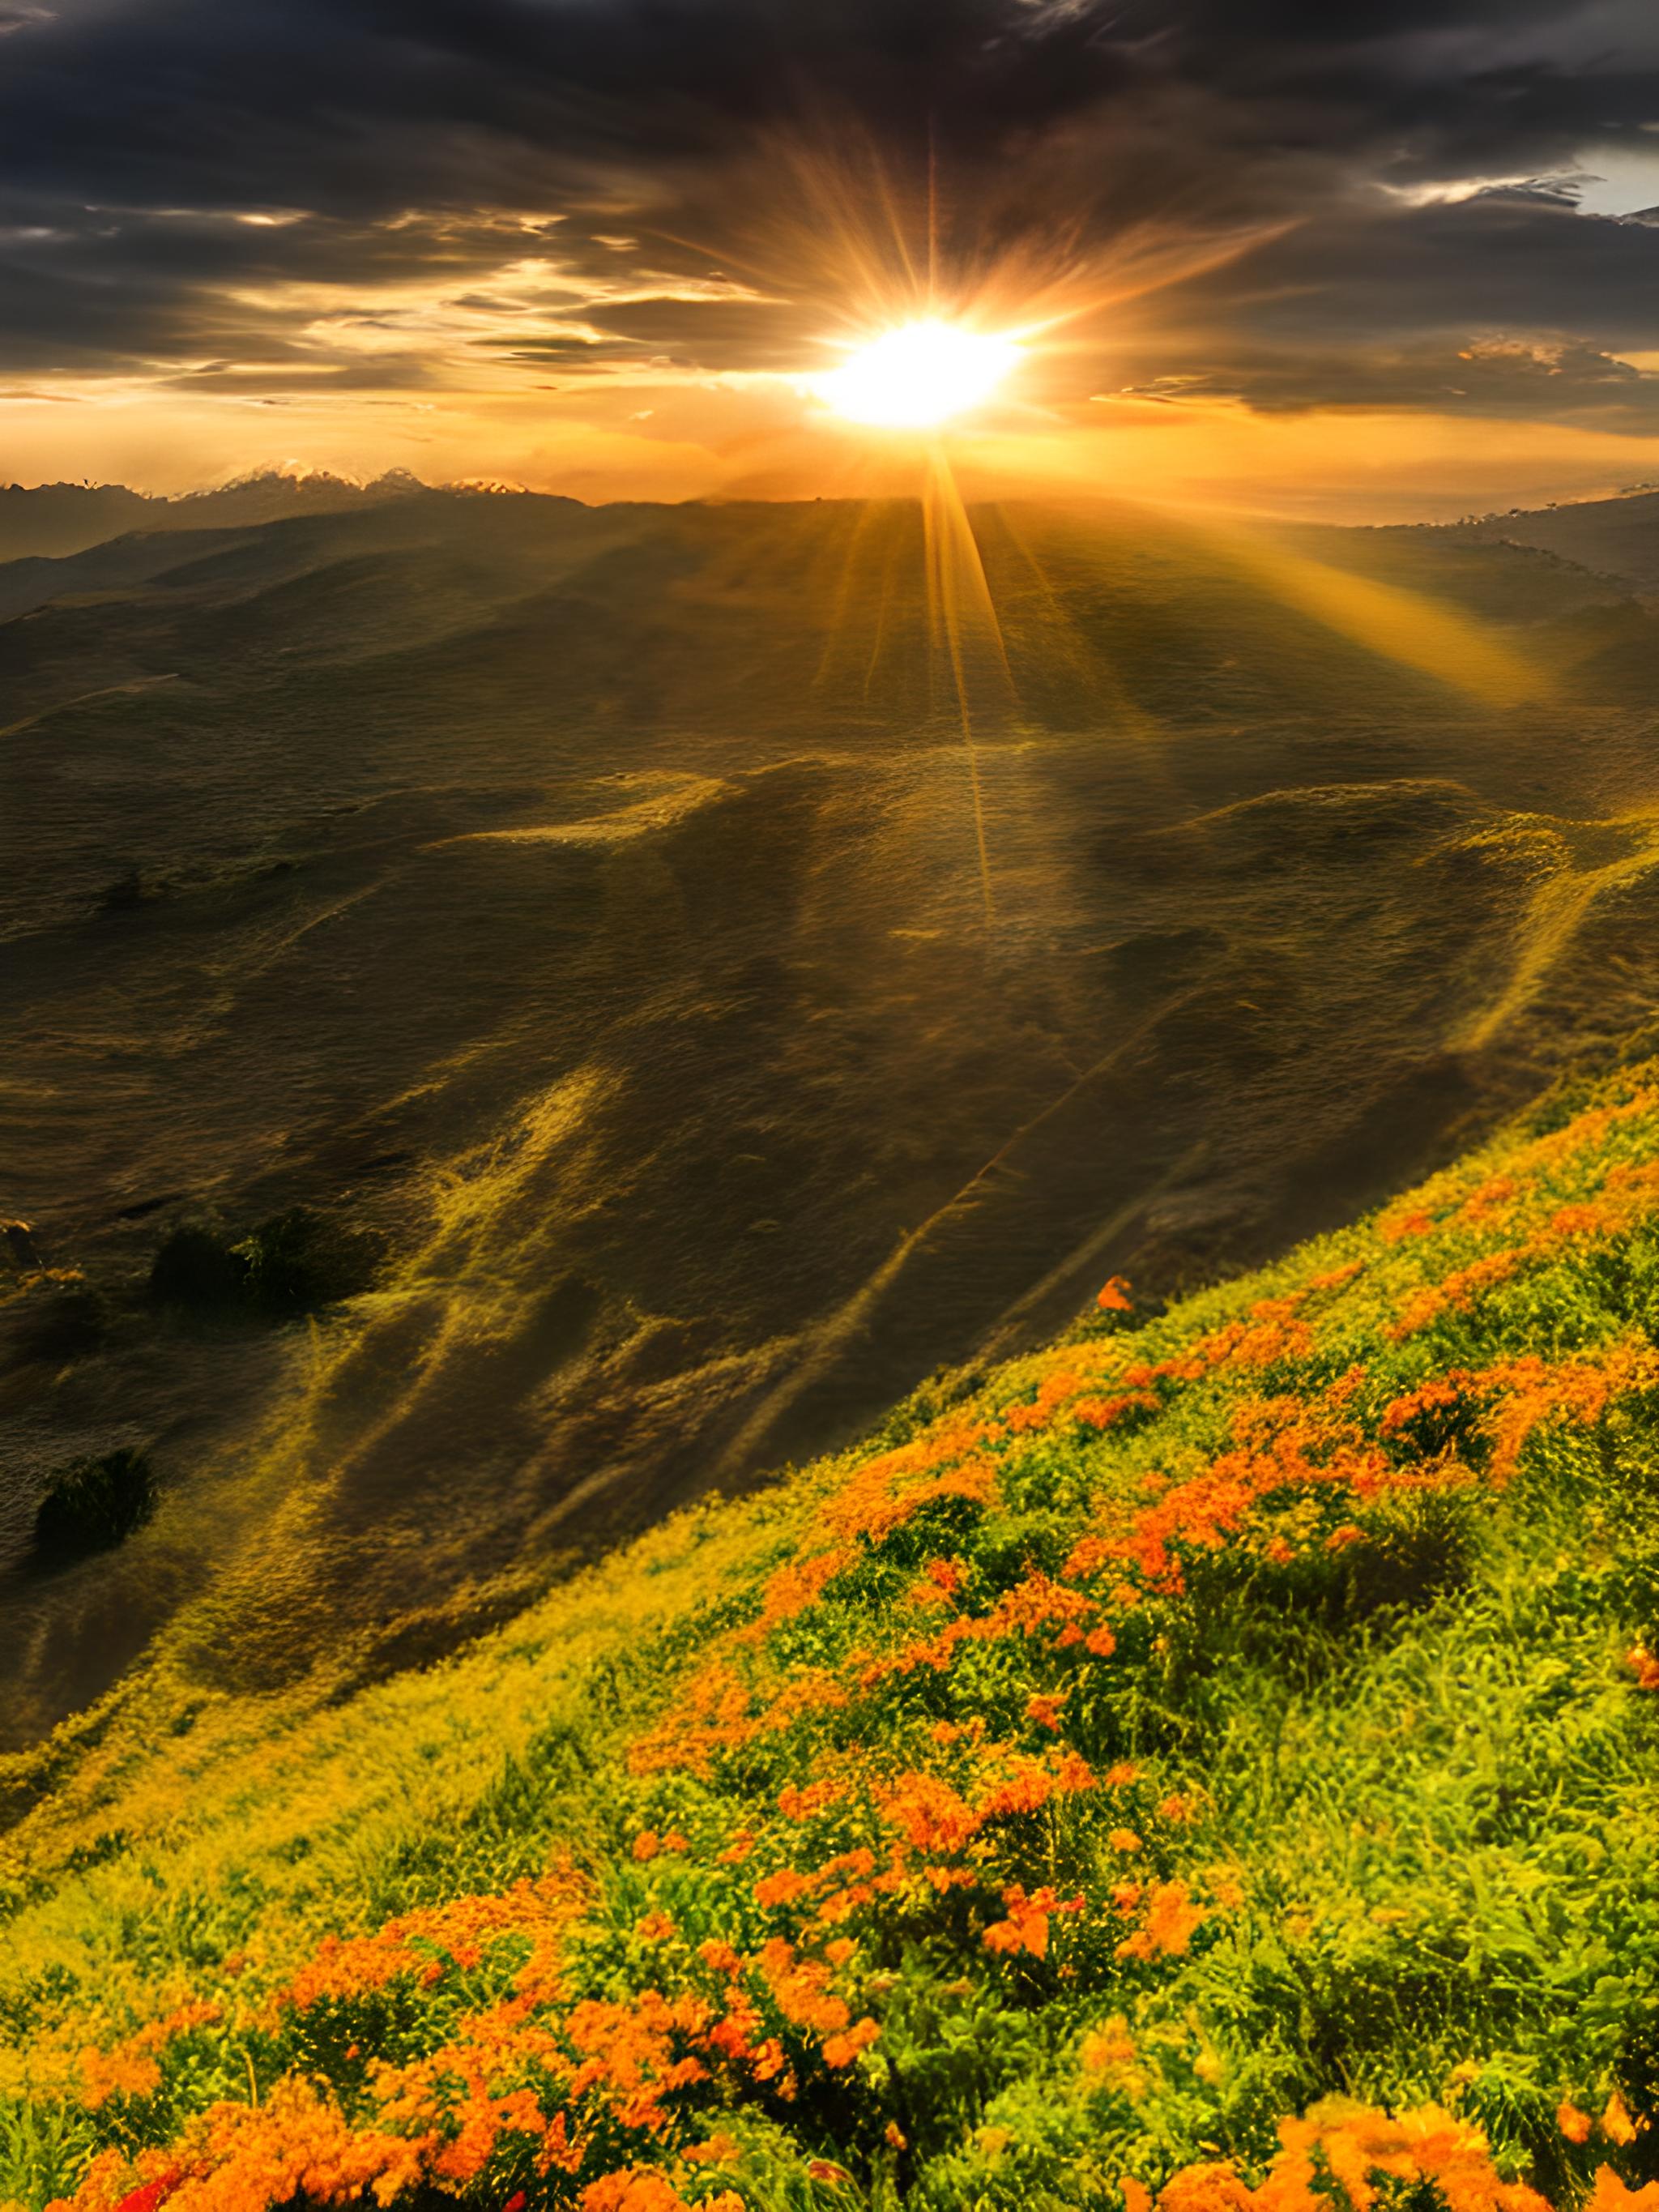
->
0, 467, 443, 565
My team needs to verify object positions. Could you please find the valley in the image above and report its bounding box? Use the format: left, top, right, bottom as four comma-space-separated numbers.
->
6, 487, 1659, 1744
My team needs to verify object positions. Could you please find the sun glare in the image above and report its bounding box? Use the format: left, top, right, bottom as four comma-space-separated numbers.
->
815, 318, 1021, 429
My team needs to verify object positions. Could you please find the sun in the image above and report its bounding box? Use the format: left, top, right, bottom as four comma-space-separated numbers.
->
813, 317, 1021, 429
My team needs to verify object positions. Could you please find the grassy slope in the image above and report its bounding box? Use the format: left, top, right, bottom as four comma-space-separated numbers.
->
4, 1063, 1659, 2212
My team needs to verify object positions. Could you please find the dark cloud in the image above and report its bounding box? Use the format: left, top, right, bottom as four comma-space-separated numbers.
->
2, 0, 1659, 425
1107, 334, 1659, 429
1207, 187, 1659, 352
1098, 181, 1659, 418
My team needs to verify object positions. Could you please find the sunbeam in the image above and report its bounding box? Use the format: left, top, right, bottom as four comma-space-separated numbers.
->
921, 443, 1017, 925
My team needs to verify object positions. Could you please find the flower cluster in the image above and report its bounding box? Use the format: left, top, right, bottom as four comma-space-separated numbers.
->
27, 1073, 1659, 2212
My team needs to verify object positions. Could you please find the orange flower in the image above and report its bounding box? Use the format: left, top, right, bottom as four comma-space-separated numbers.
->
1381, 1209, 1436, 1243
744, 1547, 851, 1640
1380, 1377, 1467, 1437
983, 1885, 1056, 1959
753, 1868, 816, 1910
628, 1665, 756, 1778
1389, 1249, 1521, 1340
579, 2171, 692, 2212
1603, 2091, 1640, 2146
1082, 2019, 1137, 2073
682, 2134, 740, 2167
1149, 2097, 1557, 2212
1115, 1879, 1205, 1962
1559, 2103, 1594, 2144
1457, 1176, 1516, 1224
1072, 1390, 1160, 1432
816, 1421, 999, 1543
1586, 2171, 1659, 2212
821, 2019, 881, 2068
1097, 1277, 1132, 1312
876, 1770, 980, 1853
79, 2047, 163, 2110
1473, 1341, 1659, 1484
270, 1876, 584, 2018
777, 1779, 843, 1821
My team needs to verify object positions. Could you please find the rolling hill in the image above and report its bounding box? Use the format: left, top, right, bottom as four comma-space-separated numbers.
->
5, 489, 1659, 1758
1414, 485, 1659, 593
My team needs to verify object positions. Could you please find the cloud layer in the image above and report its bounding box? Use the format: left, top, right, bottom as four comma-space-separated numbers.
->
6, 0, 1659, 484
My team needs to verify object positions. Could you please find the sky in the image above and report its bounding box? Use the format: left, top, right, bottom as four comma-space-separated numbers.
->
6, 0, 1659, 517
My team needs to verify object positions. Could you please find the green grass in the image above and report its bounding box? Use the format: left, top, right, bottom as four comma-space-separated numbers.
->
2, 1061, 1658, 2212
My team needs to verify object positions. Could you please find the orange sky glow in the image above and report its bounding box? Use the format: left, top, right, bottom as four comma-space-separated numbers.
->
10, 113, 1659, 522
11, 361, 1659, 523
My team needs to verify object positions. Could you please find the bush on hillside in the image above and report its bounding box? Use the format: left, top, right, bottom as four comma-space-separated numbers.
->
147, 1223, 250, 1309
32, 1446, 156, 1561
233, 1206, 379, 1317
148, 1207, 378, 1319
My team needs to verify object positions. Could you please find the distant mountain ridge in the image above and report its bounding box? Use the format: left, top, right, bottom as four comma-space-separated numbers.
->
15, 469, 1659, 583
0, 466, 440, 562
1405, 483, 1659, 591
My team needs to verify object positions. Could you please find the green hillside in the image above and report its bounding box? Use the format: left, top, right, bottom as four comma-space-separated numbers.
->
4, 1053, 1659, 2212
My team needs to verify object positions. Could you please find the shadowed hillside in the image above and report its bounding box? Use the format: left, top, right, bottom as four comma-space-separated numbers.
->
6, 492, 1659, 1746
1411, 486, 1659, 593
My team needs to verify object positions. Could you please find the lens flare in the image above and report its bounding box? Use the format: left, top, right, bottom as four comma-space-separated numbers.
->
815, 318, 1021, 429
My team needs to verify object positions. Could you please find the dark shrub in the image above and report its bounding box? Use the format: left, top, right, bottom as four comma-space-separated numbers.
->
148, 1225, 250, 1310
2, 1219, 41, 1270
100, 869, 160, 911
149, 1209, 378, 1322
33, 1447, 156, 1560
232, 1206, 378, 1317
